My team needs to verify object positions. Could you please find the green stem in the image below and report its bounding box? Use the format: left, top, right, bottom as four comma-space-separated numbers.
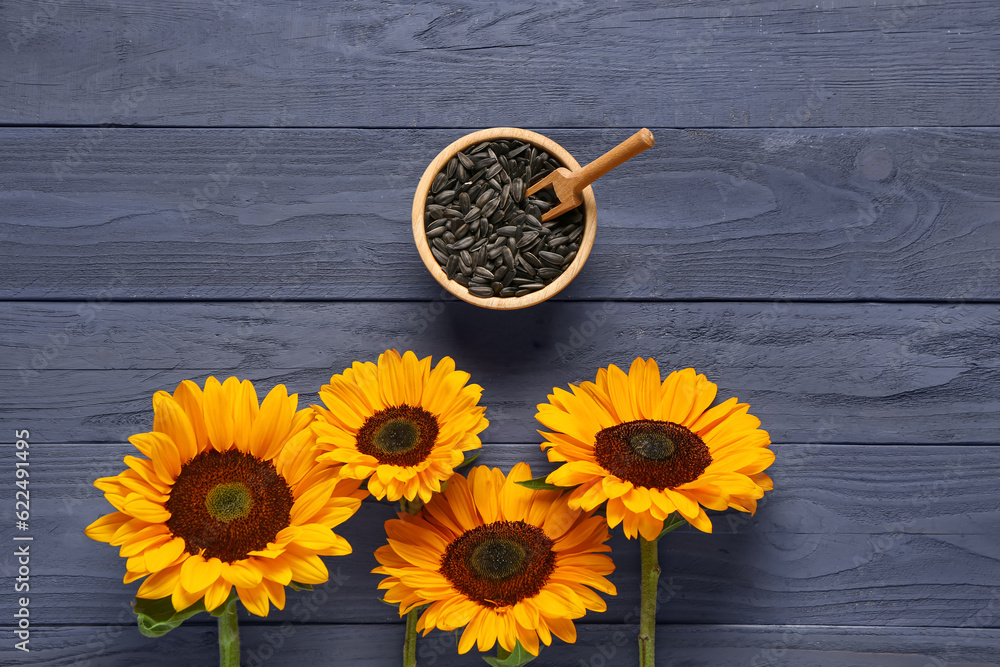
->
403, 606, 419, 667
638, 536, 659, 667
399, 498, 424, 667
218, 598, 240, 667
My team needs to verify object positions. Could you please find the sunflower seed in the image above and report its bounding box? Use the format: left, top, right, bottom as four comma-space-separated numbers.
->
424, 138, 585, 298
434, 190, 456, 205
507, 143, 529, 158
538, 251, 564, 265
431, 174, 448, 194
516, 231, 539, 249
502, 246, 515, 269
522, 252, 542, 268
480, 197, 500, 219
469, 286, 494, 298
450, 237, 475, 251
457, 151, 475, 170
446, 254, 459, 278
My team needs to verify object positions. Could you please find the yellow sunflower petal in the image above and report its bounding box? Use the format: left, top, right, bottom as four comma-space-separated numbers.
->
152, 391, 199, 465
202, 376, 235, 451
374, 465, 612, 654
180, 554, 222, 593
172, 379, 209, 451
84, 512, 132, 543
232, 379, 260, 453
136, 564, 183, 599
203, 579, 233, 611
236, 584, 270, 617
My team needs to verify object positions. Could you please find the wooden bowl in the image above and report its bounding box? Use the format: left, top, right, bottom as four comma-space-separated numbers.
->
412, 127, 597, 310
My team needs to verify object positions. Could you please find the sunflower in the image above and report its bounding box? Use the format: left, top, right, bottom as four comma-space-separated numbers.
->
312, 349, 488, 503
374, 463, 616, 656
84, 377, 366, 617
538, 358, 774, 540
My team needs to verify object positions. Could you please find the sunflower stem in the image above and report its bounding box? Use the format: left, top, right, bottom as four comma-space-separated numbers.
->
400, 499, 424, 667
638, 536, 659, 667
217, 598, 240, 667
403, 606, 419, 667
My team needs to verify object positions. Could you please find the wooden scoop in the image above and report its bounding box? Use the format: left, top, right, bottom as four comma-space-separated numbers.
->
525, 128, 655, 221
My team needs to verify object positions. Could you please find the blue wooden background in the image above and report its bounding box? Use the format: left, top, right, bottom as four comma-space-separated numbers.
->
2, 1, 999, 665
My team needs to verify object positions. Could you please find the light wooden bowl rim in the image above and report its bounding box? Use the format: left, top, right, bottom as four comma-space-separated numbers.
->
411, 127, 597, 310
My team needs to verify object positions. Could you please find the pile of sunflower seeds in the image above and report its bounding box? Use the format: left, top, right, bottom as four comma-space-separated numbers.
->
424, 139, 585, 299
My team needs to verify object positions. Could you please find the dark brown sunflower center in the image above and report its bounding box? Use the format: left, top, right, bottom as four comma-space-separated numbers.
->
355, 405, 439, 466
594, 419, 712, 490
165, 449, 293, 563
440, 520, 555, 608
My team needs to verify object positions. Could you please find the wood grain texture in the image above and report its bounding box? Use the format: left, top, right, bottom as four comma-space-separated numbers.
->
2, 300, 998, 444
2, 128, 999, 301
2, 1, 999, 128
7, 624, 1000, 666
2, 443, 997, 629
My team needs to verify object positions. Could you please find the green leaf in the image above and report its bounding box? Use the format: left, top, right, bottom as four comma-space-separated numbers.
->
134, 596, 209, 637
288, 581, 314, 592
208, 590, 238, 617
377, 596, 399, 608
655, 512, 688, 540
458, 450, 481, 469
515, 476, 566, 491
482, 641, 537, 667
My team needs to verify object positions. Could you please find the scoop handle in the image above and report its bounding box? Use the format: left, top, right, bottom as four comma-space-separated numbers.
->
574, 128, 655, 188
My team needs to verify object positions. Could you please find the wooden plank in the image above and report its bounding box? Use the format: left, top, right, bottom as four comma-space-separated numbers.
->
2, 300, 998, 444
4, 443, 997, 629
2, 127, 999, 301
7, 623, 1000, 666
2, 1, 998, 128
